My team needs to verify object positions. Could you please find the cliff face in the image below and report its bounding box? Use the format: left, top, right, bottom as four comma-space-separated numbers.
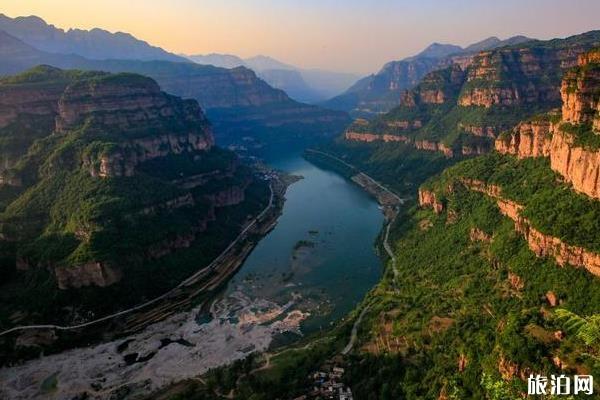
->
495, 49, 600, 199
0, 67, 259, 294
323, 35, 533, 117
495, 120, 554, 159
560, 50, 600, 126
457, 47, 577, 108
419, 178, 600, 277
549, 130, 600, 199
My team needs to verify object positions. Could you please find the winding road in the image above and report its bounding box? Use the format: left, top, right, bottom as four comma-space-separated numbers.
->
0, 183, 275, 337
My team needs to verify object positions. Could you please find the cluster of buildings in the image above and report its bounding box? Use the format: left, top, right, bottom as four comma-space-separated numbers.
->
293, 366, 354, 400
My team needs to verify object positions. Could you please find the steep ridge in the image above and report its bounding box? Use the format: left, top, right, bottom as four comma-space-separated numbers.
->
345, 31, 600, 157
0, 66, 269, 329
0, 29, 350, 146
322, 35, 533, 117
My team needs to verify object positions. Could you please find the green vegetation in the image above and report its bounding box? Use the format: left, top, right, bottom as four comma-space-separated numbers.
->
307, 138, 456, 197
424, 153, 600, 253
0, 68, 270, 336
561, 122, 600, 150
555, 309, 600, 349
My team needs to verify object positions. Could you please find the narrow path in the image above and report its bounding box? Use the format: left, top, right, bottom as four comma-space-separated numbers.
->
383, 222, 399, 281
0, 183, 275, 337
341, 305, 370, 355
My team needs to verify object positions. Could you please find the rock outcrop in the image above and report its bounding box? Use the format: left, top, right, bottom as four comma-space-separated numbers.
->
418, 189, 444, 214
344, 132, 410, 143
457, 45, 587, 108
548, 129, 600, 199
458, 123, 498, 138
560, 49, 600, 126
495, 49, 600, 199
495, 120, 554, 158
420, 178, 600, 277
345, 130, 457, 157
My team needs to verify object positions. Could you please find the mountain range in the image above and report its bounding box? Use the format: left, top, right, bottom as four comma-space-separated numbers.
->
0, 14, 187, 62
322, 35, 533, 117
186, 53, 361, 103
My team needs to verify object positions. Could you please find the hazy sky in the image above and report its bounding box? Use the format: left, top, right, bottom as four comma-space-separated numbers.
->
3, 0, 600, 74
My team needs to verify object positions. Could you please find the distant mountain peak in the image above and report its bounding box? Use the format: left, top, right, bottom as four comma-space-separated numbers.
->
412, 42, 464, 59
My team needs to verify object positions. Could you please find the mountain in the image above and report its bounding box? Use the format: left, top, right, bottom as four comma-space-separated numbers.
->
186, 53, 245, 69
244, 55, 295, 71
186, 52, 361, 103
322, 35, 533, 117
408, 47, 600, 398
0, 30, 350, 146
344, 30, 600, 157
409, 42, 463, 59
0, 13, 187, 62
0, 66, 270, 331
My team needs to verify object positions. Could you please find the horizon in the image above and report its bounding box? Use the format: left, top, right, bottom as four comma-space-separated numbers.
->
3, 0, 600, 74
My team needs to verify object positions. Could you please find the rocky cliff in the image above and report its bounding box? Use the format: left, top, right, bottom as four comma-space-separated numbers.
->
323, 36, 533, 117
0, 66, 264, 304
495, 49, 600, 199
494, 119, 554, 159
419, 177, 600, 277
561, 49, 600, 127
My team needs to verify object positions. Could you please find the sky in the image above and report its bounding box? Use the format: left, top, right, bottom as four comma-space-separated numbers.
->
3, 0, 600, 74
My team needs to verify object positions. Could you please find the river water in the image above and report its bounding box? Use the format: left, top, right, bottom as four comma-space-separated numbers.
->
225, 152, 383, 334
0, 151, 384, 399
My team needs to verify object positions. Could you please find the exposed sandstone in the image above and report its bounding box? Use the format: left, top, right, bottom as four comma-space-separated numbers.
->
549, 129, 600, 199
508, 272, 524, 291
458, 46, 586, 108
386, 120, 422, 129
463, 179, 600, 277
560, 57, 600, 126
495, 120, 554, 158
458, 354, 468, 372
546, 291, 558, 307
414, 140, 454, 157
344, 131, 410, 143
418, 189, 444, 214
421, 178, 600, 277
461, 143, 490, 156
85, 132, 213, 178
459, 123, 497, 138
